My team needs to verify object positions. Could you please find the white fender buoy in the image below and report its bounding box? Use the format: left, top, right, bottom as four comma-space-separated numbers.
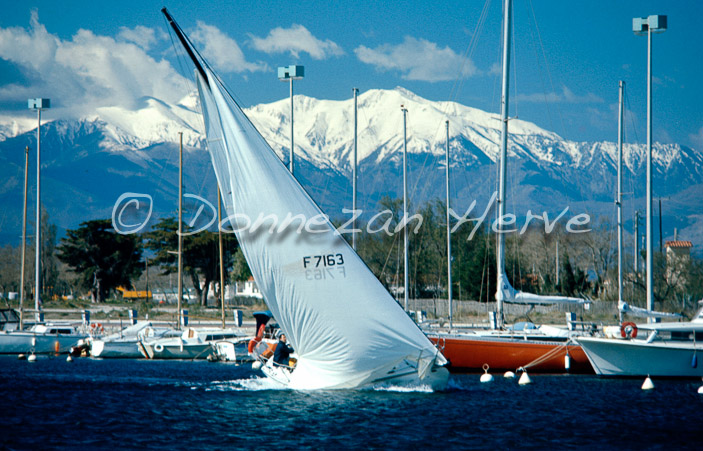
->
66, 355, 73, 362
564, 354, 571, 371
480, 364, 494, 383
252, 360, 262, 370
503, 371, 516, 379
697, 386, 703, 394
518, 369, 532, 385
18, 354, 26, 360
642, 376, 654, 390
28, 354, 37, 362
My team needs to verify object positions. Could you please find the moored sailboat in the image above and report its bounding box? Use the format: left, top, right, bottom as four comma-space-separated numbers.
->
161, 9, 448, 390
426, 0, 593, 374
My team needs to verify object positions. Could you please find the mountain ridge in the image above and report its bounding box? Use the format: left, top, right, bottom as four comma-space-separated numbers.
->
0, 87, 701, 253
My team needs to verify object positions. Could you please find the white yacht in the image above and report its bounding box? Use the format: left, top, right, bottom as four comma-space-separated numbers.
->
90, 322, 179, 358
0, 323, 87, 354
138, 327, 246, 360
577, 305, 703, 377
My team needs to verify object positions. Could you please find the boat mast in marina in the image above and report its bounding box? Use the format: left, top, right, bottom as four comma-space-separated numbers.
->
445, 120, 452, 329
495, 0, 512, 329
177, 131, 183, 330
401, 105, 409, 312
218, 185, 225, 328
19, 146, 29, 329
28, 98, 49, 322
617, 81, 624, 323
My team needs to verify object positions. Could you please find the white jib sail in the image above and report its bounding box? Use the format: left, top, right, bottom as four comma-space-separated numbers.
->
195, 69, 445, 389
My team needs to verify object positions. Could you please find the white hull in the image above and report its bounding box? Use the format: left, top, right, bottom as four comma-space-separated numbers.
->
139, 342, 212, 360
213, 340, 252, 362
578, 336, 703, 377
0, 331, 85, 354
91, 339, 142, 358
261, 358, 449, 390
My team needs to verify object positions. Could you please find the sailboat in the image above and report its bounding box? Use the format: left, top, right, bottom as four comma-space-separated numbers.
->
576, 77, 702, 377
426, 0, 593, 374
161, 9, 448, 390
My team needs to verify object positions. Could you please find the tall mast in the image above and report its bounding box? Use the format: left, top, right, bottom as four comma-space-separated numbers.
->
352, 87, 359, 250
617, 81, 625, 322
495, 0, 512, 329
19, 146, 29, 329
634, 210, 639, 274
177, 132, 183, 330
161, 8, 208, 85
402, 105, 409, 312
35, 108, 42, 321
218, 186, 226, 329
445, 120, 453, 329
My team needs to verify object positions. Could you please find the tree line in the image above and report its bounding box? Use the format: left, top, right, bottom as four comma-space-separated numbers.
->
1, 199, 701, 316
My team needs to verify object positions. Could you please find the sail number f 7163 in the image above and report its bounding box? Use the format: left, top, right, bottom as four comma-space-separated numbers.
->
302, 254, 344, 268
303, 254, 346, 281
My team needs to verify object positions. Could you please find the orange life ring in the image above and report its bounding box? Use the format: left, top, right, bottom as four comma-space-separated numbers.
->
248, 337, 261, 354
248, 324, 266, 353
620, 321, 638, 339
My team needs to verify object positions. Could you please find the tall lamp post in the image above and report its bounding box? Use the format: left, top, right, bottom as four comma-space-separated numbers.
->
278, 65, 304, 175
401, 105, 409, 312
633, 15, 666, 322
28, 98, 50, 322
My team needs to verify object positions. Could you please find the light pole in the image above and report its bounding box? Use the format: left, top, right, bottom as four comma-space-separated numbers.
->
28, 98, 49, 322
401, 105, 409, 312
633, 15, 666, 322
352, 87, 359, 251
278, 65, 304, 175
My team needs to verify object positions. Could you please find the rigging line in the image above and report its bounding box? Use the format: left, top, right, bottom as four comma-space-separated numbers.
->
527, 0, 567, 137
439, 0, 493, 212
448, 0, 493, 104
525, 0, 591, 238
523, 0, 589, 243
162, 19, 207, 214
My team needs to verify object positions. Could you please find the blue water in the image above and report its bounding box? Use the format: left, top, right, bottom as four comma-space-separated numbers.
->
1, 356, 701, 450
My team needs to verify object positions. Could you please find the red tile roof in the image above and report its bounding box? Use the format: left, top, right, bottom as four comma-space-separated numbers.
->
665, 240, 693, 248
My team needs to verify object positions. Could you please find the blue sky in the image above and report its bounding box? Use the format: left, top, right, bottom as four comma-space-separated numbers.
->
1, 0, 701, 149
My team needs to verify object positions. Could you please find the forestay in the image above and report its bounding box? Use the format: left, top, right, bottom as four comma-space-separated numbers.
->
195, 66, 445, 389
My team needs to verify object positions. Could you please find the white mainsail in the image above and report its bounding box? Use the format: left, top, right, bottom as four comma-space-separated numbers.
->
162, 10, 446, 389
498, 272, 590, 305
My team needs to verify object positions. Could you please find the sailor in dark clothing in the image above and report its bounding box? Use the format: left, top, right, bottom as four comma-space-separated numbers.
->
273, 333, 294, 367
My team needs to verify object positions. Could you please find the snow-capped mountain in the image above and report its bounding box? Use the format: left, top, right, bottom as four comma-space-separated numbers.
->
0, 87, 701, 252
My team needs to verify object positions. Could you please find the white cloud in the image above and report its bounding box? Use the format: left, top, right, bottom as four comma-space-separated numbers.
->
354, 36, 476, 82
191, 22, 268, 74
515, 86, 603, 104
249, 24, 343, 60
117, 25, 164, 50
689, 126, 703, 151
0, 10, 189, 117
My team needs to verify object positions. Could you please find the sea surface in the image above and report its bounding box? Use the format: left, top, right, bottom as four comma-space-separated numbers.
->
1, 355, 701, 450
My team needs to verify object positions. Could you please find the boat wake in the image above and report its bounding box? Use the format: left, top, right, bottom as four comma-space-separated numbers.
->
191, 377, 289, 392
367, 383, 435, 393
